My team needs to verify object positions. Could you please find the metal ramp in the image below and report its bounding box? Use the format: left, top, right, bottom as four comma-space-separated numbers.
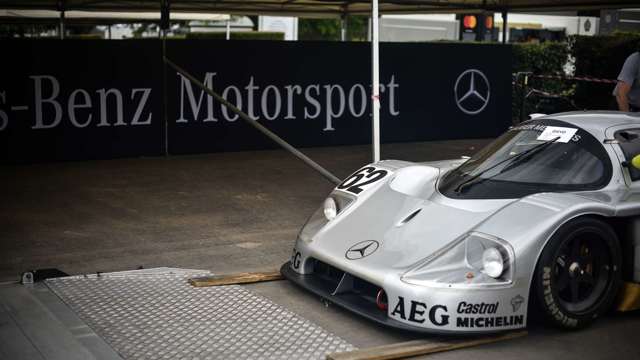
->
0, 281, 121, 360
1, 268, 355, 360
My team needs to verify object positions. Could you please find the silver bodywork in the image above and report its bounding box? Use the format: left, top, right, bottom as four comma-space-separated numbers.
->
283, 111, 640, 333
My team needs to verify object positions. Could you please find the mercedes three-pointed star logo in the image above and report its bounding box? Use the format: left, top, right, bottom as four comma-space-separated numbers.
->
345, 240, 379, 260
454, 69, 491, 115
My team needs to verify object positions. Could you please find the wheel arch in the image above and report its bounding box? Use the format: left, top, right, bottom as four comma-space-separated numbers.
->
525, 212, 630, 325
528, 213, 634, 297
527, 213, 612, 296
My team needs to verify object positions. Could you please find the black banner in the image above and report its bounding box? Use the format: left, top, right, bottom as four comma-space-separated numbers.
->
0, 40, 511, 163
0, 40, 163, 162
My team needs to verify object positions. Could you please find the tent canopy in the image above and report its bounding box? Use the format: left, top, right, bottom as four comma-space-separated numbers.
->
0, 9, 229, 23
0, 1, 637, 18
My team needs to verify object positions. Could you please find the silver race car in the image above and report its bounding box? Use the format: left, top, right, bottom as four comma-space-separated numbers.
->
282, 111, 640, 334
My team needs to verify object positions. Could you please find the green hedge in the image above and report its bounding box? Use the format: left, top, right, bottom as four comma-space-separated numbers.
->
510, 33, 640, 118
570, 33, 640, 110
512, 42, 572, 121
298, 17, 368, 41
186, 31, 284, 40
67, 34, 104, 40
512, 42, 569, 74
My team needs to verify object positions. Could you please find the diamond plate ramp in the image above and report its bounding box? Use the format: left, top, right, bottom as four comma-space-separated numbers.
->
46, 268, 355, 360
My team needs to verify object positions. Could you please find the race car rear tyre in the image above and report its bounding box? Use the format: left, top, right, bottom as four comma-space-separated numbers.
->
532, 217, 621, 330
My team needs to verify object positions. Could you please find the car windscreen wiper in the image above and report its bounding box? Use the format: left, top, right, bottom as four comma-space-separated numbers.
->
453, 136, 560, 194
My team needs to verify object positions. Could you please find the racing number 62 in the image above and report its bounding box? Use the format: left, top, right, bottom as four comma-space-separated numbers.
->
337, 167, 388, 195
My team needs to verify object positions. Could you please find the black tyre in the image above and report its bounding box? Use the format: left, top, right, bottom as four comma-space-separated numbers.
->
532, 217, 621, 329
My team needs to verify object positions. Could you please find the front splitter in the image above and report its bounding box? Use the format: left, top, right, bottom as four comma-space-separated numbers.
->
281, 262, 524, 336
282, 262, 461, 335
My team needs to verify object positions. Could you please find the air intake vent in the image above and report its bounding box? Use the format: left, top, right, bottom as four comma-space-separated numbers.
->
396, 208, 421, 227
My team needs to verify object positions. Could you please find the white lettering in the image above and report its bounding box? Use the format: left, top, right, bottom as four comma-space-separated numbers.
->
261, 85, 281, 121
324, 84, 345, 131
177, 72, 217, 123
96, 88, 125, 126
348, 84, 367, 117
221, 85, 242, 122
67, 89, 92, 128
0, 91, 7, 131
304, 85, 321, 119
31, 75, 62, 129
245, 77, 259, 120
284, 85, 302, 120
171, 73, 400, 129
388, 75, 400, 116
130, 88, 152, 125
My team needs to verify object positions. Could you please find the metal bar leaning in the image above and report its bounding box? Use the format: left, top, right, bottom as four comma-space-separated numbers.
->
163, 57, 342, 186
531, 74, 617, 84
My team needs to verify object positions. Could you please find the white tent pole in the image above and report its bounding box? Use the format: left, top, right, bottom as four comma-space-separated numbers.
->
371, 0, 380, 162
226, 18, 231, 40
340, 14, 347, 42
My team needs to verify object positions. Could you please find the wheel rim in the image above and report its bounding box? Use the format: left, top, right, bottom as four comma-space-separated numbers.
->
552, 229, 613, 314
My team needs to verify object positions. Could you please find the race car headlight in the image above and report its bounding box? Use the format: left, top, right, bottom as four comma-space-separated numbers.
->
401, 232, 514, 288
323, 197, 338, 220
481, 247, 504, 278
298, 193, 355, 242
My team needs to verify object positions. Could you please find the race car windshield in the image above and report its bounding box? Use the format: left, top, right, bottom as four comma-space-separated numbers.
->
439, 119, 612, 199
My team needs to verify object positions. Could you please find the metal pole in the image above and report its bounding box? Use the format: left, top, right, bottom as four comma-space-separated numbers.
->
226, 19, 231, 40
518, 72, 530, 123
163, 57, 342, 185
162, 30, 169, 156
161, 0, 170, 156
340, 15, 347, 42
371, 0, 380, 162
108, 24, 112, 39
59, 10, 65, 39
501, 11, 508, 43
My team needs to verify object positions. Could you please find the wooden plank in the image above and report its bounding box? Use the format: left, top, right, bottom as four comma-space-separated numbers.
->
617, 282, 640, 312
326, 330, 528, 360
188, 270, 283, 287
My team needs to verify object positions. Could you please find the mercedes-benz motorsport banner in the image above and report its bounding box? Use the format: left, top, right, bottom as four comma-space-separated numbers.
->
0, 40, 511, 163
0, 40, 163, 162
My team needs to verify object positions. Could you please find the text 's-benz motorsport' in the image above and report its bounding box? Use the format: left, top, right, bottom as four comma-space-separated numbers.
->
282, 112, 640, 334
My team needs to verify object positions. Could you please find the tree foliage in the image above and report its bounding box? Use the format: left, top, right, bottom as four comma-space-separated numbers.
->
298, 16, 368, 41
512, 42, 573, 120
0, 24, 57, 38
186, 31, 284, 40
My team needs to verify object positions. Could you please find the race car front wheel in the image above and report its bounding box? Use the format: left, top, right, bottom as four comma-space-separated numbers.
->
532, 217, 621, 329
